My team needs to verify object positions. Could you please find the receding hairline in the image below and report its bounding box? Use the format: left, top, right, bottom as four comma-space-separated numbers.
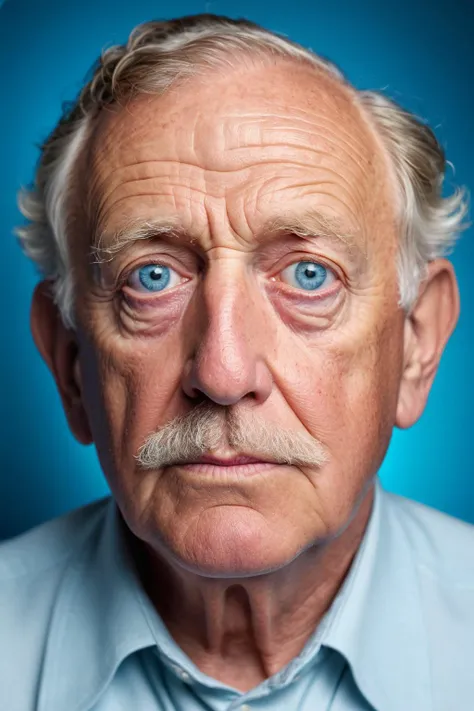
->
72, 55, 399, 254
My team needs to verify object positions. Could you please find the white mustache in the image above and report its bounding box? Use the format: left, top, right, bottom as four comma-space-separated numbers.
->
136, 401, 328, 469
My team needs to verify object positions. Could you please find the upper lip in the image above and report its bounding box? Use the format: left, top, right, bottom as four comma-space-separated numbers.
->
191, 454, 274, 466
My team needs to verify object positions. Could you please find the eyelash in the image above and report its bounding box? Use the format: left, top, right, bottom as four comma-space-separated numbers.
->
120, 256, 341, 297
120, 257, 189, 288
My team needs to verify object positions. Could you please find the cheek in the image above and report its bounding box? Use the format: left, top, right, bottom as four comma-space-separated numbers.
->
78, 327, 186, 480
276, 316, 403, 517
281, 336, 398, 436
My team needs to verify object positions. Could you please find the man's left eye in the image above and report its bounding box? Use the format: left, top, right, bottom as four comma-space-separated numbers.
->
127, 264, 182, 293
279, 261, 336, 291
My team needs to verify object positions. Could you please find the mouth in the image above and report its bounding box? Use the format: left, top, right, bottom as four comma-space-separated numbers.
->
176, 453, 280, 478
193, 454, 273, 466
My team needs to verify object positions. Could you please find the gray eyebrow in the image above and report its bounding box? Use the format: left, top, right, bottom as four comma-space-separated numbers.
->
91, 210, 365, 265
262, 210, 364, 257
91, 217, 189, 264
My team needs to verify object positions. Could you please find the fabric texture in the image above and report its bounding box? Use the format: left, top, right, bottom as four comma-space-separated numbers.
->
1, 477, 474, 711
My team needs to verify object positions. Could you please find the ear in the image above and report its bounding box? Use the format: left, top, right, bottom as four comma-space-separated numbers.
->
31, 281, 93, 445
396, 259, 459, 429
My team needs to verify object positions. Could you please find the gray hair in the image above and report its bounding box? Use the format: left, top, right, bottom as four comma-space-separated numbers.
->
15, 14, 469, 328
137, 400, 328, 470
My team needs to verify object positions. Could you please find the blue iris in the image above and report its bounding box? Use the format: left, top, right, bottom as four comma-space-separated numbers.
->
294, 262, 327, 290
138, 264, 170, 292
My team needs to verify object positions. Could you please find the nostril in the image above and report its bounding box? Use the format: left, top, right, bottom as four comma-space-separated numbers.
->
184, 390, 207, 407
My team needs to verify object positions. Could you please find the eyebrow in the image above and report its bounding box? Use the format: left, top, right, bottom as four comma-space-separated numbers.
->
262, 210, 362, 257
92, 217, 187, 264
92, 210, 364, 265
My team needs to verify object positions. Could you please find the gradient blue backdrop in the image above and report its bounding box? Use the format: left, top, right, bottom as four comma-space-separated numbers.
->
0, 0, 472, 540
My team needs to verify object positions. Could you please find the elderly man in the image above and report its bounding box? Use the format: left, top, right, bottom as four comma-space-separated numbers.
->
1, 12, 472, 711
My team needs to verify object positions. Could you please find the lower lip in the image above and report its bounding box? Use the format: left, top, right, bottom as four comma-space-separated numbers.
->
178, 462, 278, 477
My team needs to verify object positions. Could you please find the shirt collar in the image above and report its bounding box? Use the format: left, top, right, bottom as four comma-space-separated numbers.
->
324, 477, 432, 711
38, 478, 432, 711
37, 499, 157, 711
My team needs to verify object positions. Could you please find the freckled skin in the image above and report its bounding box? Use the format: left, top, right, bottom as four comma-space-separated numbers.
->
68, 61, 408, 687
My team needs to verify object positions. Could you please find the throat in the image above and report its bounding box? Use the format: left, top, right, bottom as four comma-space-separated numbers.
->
165, 582, 295, 691
207, 584, 258, 652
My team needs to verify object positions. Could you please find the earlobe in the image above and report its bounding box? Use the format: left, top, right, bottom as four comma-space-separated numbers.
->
395, 318, 425, 429
395, 259, 460, 430
31, 281, 93, 445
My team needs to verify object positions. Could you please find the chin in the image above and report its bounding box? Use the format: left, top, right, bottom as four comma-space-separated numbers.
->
163, 507, 304, 578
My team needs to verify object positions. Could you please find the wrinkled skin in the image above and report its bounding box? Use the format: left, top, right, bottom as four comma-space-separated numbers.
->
32, 60, 459, 689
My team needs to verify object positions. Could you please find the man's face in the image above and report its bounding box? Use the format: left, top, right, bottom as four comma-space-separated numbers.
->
71, 62, 405, 575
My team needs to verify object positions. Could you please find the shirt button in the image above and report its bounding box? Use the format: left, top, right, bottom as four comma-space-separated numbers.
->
171, 664, 190, 682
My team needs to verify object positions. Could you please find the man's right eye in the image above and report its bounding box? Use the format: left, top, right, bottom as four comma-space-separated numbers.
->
127, 264, 181, 293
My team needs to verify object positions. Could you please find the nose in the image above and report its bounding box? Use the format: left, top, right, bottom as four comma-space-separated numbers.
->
181, 261, 273, 406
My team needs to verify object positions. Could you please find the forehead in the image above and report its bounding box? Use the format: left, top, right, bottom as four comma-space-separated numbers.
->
83, 61, 396, 247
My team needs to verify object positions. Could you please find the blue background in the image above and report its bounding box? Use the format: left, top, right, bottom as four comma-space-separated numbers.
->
0, 0, 472, 540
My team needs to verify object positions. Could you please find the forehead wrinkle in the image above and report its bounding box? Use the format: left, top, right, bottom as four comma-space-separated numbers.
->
87, 95, 374, 199
92, 138, 368, 173
232, 111, 369, 141
228, 121, 375, 208
252, 168, 369, 237
90, 159, 369, 245
81, 64, 393, 264
87, 165, 372, 272
297, 164, 369, 211
227, 142, 370, 192
99, 120, 373, 227
92, 94, 372, 177
228, 115, 371, 168
102, 151, 368, 207
87, 154, 210, 237
92, 149, 370, 219
94, 174, 209, 227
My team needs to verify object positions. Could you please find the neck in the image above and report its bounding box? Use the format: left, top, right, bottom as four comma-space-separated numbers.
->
128, 484, 374, 692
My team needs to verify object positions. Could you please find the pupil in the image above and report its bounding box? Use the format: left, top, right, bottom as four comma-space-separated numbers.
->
150, 268, 162, 280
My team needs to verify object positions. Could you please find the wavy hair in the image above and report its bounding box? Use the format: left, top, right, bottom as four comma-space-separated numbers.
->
15, 14, 469, 328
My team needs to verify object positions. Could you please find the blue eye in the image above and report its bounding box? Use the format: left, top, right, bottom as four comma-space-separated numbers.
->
280, 261, 336, 291
127, 264, 180, 293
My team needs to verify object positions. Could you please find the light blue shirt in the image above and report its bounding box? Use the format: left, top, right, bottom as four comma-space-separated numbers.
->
1, 477, 474, 711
